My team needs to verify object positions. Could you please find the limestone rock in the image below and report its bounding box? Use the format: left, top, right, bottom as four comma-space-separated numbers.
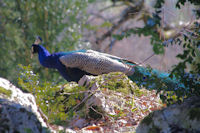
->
0, 77, 48, 133
136, 96, 200, 133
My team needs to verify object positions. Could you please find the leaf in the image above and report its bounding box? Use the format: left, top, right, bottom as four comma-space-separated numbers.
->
176, 50, 189, 59
153, 43, 165, 54
114, 109, 121, 114
84, 24, 98, 31
112, 34, 125, 40
142, 102, 147, 106
85, 126, 101, 131
100, 21, 113, 28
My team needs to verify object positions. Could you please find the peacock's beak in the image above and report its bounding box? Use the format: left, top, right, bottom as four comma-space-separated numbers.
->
31, 36, 42, 58
31, 46, 34, 59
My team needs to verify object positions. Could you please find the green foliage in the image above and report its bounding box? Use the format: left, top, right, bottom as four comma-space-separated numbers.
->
155, 0, 200, 103
167, 1, 200, 102
0, 86, 12, 97
85, 21, 113, 32
176, 0, 200, 8
18, 64, 39, 93
154, 0, 164, 8
0, 0, 90, 84
114, 0, 200, 104
100, 72, 134, 94
93, 72, 143, 97
100, 21, 113, 28
17, 64, 93, 125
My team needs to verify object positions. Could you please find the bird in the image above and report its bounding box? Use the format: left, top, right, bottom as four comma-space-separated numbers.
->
31, 36, 183, 91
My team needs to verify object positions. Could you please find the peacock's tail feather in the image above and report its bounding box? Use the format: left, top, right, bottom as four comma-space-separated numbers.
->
128, 66, 185, 91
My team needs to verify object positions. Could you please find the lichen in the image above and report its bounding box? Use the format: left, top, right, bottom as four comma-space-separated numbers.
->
0, 86, 12, 97
189, 108, 200, 120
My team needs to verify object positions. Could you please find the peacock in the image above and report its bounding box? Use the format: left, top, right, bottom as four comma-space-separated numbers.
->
31, 36, 183, 91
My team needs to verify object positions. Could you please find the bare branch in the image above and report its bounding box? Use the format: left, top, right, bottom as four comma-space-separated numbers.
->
96, 0, 144, 46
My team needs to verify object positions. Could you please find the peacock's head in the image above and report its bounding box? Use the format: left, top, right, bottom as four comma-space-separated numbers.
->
31, 36, 42, 54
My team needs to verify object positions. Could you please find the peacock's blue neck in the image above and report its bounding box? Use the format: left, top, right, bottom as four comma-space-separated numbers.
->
37, 45, 58, 68
38, 45, 50, 58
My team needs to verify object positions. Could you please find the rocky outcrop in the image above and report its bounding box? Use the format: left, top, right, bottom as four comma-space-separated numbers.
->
0, 72, 163, 132
3, 73, 199, 133
136, 96, 200, 133
75, 73, 162, 132
0, 77, 48, 133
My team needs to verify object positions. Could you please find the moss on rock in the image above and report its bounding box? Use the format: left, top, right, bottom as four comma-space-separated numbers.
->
0, 86, 12, 97
94, 72, 141, 95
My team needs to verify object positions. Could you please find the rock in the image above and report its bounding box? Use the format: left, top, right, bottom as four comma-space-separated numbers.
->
0, 77, 48, 133
79, 72, 134, 117
65, 128, 76, 133
136, 96, 200, 133
74, 72, 162, 132
60, 72, 138, 130
70, 117, 87, 128
0, 72, 163, 133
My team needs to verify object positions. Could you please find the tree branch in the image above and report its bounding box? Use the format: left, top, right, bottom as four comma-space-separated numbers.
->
96, 0, 144, 46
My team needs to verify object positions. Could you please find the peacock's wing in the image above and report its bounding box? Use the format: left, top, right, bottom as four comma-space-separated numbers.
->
86, 50, 138, 65
59, 50, 135, 75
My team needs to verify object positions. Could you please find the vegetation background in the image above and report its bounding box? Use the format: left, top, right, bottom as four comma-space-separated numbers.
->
0, 0, 91, 84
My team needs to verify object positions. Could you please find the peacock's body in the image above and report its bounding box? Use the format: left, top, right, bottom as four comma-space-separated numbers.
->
32, 37, 183, 90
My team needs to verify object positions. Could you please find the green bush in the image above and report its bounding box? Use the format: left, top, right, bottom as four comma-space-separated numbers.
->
18, 64, 91, 125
